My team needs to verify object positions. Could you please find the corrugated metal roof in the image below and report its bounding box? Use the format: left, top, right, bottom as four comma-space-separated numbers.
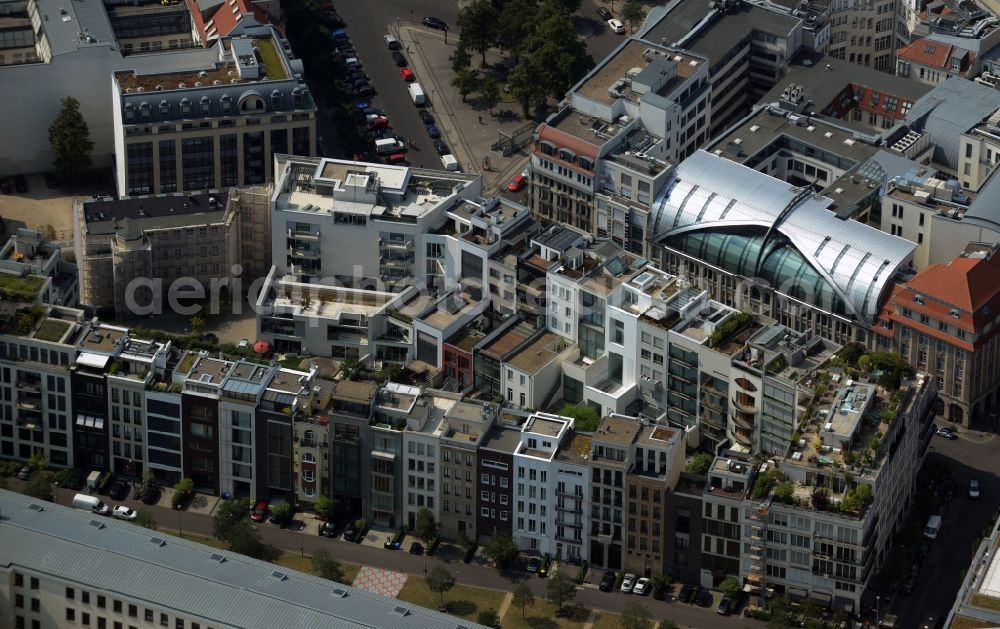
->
0, 490, 485, 629
964, 167, 1000, 231
906, 77, 1000, 170
649, 151, 915, 322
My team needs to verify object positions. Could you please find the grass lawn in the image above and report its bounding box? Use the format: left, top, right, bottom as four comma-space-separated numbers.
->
0, 274, 44, 301
34, 318, 70, 341
397, 577, 507, 622
589, 611, 622, 629
501, 601, 592, 629
951, 615, 997, 629
971, 594, 1000, 611
278, 355, 304, 370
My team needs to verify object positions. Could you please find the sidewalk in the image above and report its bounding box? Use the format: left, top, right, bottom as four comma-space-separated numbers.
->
399, 24, 532, 192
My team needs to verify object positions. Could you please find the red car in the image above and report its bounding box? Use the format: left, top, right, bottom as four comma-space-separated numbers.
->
400, 67, 415, 82
507, 174, 527, 192
250, 501, 268, 522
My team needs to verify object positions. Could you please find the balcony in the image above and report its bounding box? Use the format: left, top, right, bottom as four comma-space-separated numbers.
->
555, 518, 584, 529
555, 532, 583, 543
731, 395, 757, 414
288, 247, 321, 260
555, 503, 584, 514
16, 396, 41, 411
16, 379, 41, 393
287, 229, 320, 241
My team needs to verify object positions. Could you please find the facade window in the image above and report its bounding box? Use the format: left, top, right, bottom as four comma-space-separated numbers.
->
181, 136, 215, 190
126, 142, 154, 196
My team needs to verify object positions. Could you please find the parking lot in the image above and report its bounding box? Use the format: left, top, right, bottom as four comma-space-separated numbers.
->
0, 172, 113, 242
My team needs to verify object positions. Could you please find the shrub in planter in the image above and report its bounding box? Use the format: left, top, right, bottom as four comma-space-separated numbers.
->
574, 561, 589, 584
743, 606, 772, 621
427, 536, 441, 556
463, 541, 478, 563
353, 518, 367, 543
172, 478, 194, 509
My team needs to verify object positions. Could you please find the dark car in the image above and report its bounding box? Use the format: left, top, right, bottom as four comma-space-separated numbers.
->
346, 69, 368, 81
409, 542, 424, 555
142, 486, 161, 505
363, 106, 385, 117
418, 110, 434, 125
322, 11, 344, 28
597, 7, 612, 20
109, 480, 131, 501
0, 178, 10, 194
695, 588, 712, 607
422, 16, 448, 30
44, 173, 59, 188
426, 123, 440, 139
434, 139, 449, 155
334, 42, 354, 55
599, 570, 616, 592
249, 501, 269, 522
13, 175, 27, 193
17, 465, 30, 480
320, 521, 338, 537
392, 51, 407, 67
678, 584, 696, 603
716, 597, 734, 615
350, 77, 371, 89
526, 557, 541, 573
355, 100, 371, 110
343, 521, 357, 540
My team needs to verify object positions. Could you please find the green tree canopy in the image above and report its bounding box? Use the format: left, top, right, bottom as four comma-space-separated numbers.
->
512, 582, 535, 618
314, 496, 335, 522
482, 529, 519, 569
458, 0, 499, 66
134, 510, 158, 530
477, 609, 500, 628
497, 0, 538, 64
684, 451, 713, 475
720, 577, 741, 598
620, 602, 652, 629
426, 566, 456, 608
452, 68, 478, 103
212, 498, 252, 543
620, 1, 647, 32
48, 96, 94, 182
414, 507, 439, 544
311, 549, 345, 582
480, 78, 502, 114
547, 571, 577, 612
560, 403, 601, 432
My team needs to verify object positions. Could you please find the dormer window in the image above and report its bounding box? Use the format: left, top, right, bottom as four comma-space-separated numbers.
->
139, 102, 151, 120
124, 103, 135, 121
579, 156, 593, 170
220, 94, 231, 114
200, 96, 211, 115
558, 148, 576, 163
914, 294, 924, 305
292, 87, 302, 109
180, 98, 191, 116
950, 308, 960, 318
271, 89, 282, 111
539, 140, 556, 156
159, 99, 170, 118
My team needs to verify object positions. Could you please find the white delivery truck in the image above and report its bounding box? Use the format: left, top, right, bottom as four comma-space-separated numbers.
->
375, 138, 405, 155
73, 493, 110, 515
86, 470, 102, 491
408, 82, 426, 105
441, 154, 460, 171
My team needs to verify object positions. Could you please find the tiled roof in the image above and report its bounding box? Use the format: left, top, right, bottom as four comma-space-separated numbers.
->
186, 0, 271, 45
903, 252, 1000, 315
897, 38, 972, 72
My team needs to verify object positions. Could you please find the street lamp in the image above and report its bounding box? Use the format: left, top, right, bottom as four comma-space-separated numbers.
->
876, 595, 880, 626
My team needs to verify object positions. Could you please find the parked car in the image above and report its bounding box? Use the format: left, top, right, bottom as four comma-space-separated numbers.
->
425, 123, 440, 139
350, 77, 371, 89
362, 106, 386, 117
599, 570, 616, 592
507, 174, 527, 192
400, 67, 415, 82
596, 7, 612, 20
903, 573, 917, 595
392, 51, 407, 67
249, 501, 269, 522
384, 34, 401, 50
620, 573, 636, 593
695, 588, 712, 607
13, 175, 27, 193
608, 18, 625, 33
44, 172, 59, 188
142, 486, 161, 505
422, 16, 448, 30
112, 505, 137, 521
320, 522, 338, 537
433, 139, 449, 155
971, 479, 981, 498
678, 584, 696, 603
937, 426, 957, 439
0, 178, 10, 194
17, 465, 30, 480
333, 42, 354, 55
526, 556, 541, 573
633, 577, 651, 595
109, 480, 130, 501
717, 597, 734, 615
418, 110, 434, 124
354, 80, 377, 93
343, 521, 357, 541
409, 542, 424, 555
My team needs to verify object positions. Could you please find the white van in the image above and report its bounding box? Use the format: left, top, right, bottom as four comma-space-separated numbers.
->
375, 138, 406, 155
924, 514, 942, 539
408, 82, 426, 105
440, 154, 460, 171
73, 493, 110, 515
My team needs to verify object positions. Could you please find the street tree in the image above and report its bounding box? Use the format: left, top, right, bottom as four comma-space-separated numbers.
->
414, 507, 439, 544
48, 96, 94, 182
452, 68, 478, 103
23, 473, 53, 502
719, 577, 741, 598
189, 316, 205, 333
546, 571, 577, 613
480, 78, 502, 115
512, 582, 535, 618
477, 609, 500, 628
458, 0, 499, 67
546, 0, 582, 14
212, 498, 252, 543
134, 510, 158, 530
227, 521, 268, 559
482, 529, 519, 569
497, 0, 538, 65
620, 1, 647, 32
311, 550, 345, 582
620, 602, 652, 629
315, 496, 335, 522
451, 43, 472, 74
509, 57, 548, 118
269, 502, 293, 527
29, 452, 47, 471
426, 566, 456, 609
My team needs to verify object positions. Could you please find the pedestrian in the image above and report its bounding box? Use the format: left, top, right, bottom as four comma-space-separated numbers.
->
478, 116, 483, 124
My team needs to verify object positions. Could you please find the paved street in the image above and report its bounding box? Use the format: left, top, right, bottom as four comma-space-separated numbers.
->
33, 480, 760, 628
890, 429, 1000, 628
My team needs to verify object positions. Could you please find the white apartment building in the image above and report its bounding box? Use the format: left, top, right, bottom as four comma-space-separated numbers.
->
106, 338, 169, 479
397, 385, 452, 530
501, 331, 576, 411
512, 412, 575, 557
